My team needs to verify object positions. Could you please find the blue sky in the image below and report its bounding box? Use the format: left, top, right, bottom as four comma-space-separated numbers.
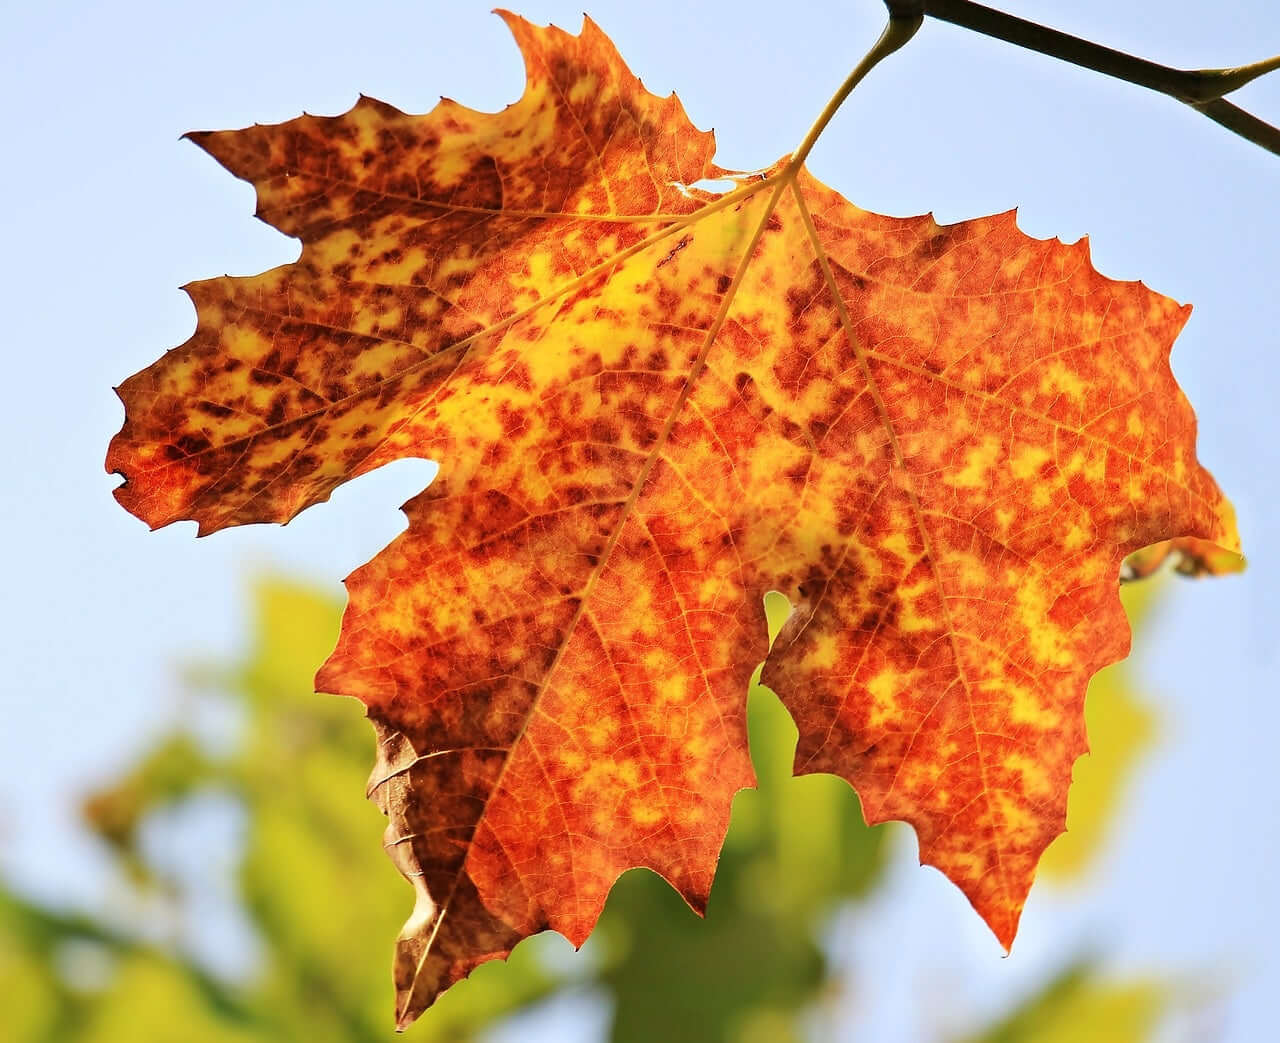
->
3, 1, 1278, 1038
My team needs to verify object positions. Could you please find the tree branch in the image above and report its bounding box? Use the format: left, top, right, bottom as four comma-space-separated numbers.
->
884, 0, 1280, 158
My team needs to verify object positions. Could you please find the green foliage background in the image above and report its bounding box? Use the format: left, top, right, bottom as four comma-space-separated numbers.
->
0, 579, 1174, 1041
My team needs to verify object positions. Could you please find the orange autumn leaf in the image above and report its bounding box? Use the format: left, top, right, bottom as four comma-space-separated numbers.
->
106, 11, 1240, 1028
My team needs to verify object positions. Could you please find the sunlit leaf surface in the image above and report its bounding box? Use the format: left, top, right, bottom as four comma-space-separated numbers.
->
107, 11, 1239, 1024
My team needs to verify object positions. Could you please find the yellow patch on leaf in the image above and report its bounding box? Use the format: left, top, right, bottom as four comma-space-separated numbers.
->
106, 11, 1239, 1028
1039, 578, 1158, 881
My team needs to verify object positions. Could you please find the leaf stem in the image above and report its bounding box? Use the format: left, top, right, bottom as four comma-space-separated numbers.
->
893, 0, 1280, 158
787, 10, 923, 174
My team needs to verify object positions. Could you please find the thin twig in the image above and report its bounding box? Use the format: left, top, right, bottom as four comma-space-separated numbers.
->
885, 0, 1280, 157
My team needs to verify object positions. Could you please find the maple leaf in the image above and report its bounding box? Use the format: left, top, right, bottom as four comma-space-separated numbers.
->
106, 11, 1240, 1027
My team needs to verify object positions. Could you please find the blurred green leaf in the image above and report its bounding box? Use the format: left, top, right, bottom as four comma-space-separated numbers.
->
82, 735, 217, 885
965, 960, 1165, 1043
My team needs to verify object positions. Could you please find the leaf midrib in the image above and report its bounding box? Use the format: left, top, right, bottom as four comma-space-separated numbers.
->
397, 166, 791, 1007
789, 181, 1015, 920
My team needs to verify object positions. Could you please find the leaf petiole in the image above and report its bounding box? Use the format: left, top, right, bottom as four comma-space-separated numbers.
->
786, 9, 923, 175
